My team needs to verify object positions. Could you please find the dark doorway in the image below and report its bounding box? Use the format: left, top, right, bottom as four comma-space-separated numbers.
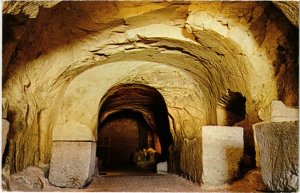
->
218, 89, 246, 126
97, 110, 160, 166
97, 83, 173, 174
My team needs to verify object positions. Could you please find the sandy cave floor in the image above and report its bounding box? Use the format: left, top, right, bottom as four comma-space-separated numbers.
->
43, 166, 267, 192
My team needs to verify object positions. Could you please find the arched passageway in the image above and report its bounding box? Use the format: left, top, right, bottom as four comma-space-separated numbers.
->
2, 1, 298, 192
97, 83, 173, 172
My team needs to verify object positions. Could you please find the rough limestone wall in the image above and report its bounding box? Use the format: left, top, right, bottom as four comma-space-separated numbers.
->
273, 1, 299, 28
187, 1, 298, 118
3, 1, 60, 18
55, 61, 207, 141
55, 62, 207, 180
185, 2, 298, 156
2, 1, 298, 178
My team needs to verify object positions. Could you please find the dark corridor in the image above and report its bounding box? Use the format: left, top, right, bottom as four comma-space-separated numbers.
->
96, 83, 173, 173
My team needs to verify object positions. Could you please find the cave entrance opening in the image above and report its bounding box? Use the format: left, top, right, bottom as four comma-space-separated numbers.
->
96, 83, 173, 175
217, 89, 247, 126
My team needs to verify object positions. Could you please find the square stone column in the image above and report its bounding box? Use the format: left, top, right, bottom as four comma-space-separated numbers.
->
254, 121, 298, 191
202, 126, 243, 185
49, 141, 96, 188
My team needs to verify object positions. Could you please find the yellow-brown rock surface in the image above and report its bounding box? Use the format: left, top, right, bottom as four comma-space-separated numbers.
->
2, 2, 298, 184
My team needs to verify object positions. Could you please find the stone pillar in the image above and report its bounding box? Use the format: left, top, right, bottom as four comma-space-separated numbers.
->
49, 141, 96, 188
49, 121, 97, 188
254, 121, 298, 191
202, 126, 243, 185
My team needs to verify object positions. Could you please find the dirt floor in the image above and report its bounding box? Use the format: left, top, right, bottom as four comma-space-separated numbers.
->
44, 165, 268, 192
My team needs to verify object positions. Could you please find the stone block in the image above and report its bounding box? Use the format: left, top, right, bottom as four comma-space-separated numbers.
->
2, 98, 8, 119
2, 119, 9, 157
202, 126, 243, 185
157, 161, 168, 174
252, 121, 274, 168
271, 100, 298, 122
254, 121, 298, 191
49, 141, 96, 188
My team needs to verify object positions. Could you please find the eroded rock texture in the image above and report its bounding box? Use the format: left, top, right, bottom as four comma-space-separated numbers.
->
273, 1, 299, 27
9, 166, 49, 191
49, 142, 96, 188
3, 1, 60, 18
2, 1, 299, 186
255, 121, 298, 191
2, 120, 10, 157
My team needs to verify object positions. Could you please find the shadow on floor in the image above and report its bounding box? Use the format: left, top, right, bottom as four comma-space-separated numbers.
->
98, 164, 157, 177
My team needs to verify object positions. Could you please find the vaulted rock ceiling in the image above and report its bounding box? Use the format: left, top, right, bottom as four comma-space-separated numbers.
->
2, 1, 298, 183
